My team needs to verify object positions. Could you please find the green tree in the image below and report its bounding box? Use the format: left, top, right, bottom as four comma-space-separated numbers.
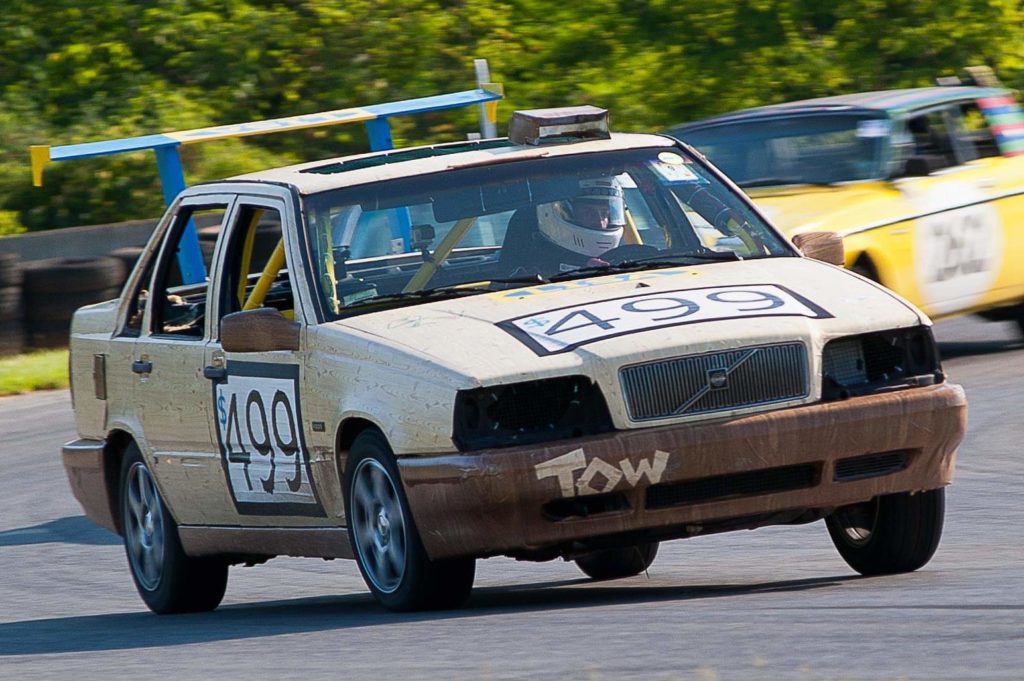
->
1, 0, 1022, 231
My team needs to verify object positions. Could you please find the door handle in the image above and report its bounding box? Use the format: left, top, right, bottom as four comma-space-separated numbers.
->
131, 359, 152, 374
203, 365, 227, 380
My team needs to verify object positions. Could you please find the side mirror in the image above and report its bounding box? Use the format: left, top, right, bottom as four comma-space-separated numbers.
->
221, 308, 300, 353
792, 231, 845, 266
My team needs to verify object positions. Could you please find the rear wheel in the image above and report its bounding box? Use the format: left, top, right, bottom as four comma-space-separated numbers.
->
345, 430, 475, 611
120, 443, 228, 613
575, 542, 659, 580
975, 302, 1024, 339
1011, 306, 1024, 339
826, 489, 944, 576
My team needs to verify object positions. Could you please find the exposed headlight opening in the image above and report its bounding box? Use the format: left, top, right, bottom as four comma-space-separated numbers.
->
822, 326, 942, 400
453, 376, 614, 451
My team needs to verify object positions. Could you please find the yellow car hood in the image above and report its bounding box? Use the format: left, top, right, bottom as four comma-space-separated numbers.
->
747, 182, 896, 236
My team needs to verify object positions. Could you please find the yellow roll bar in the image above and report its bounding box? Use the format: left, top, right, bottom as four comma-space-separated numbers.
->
402, 217, 478, 293
243, 240, 286, 311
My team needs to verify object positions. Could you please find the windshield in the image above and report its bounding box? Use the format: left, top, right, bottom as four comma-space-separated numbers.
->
304, 146, 794, 318
678, 114, 891, 188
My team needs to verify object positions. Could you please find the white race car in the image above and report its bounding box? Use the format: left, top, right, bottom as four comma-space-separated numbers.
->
55, 103, 965, 612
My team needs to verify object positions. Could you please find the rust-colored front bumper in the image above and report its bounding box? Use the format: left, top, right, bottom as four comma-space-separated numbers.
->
399, 383, 967, 560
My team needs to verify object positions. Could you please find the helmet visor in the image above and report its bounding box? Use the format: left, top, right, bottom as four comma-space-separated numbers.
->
569, 195, 625, 231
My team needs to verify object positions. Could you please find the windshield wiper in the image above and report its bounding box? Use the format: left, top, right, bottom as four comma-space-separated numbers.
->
548, 251, 741, 282
341, 274, 551, 311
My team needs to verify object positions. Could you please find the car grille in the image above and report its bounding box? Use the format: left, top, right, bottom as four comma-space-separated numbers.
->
620, 342, 809, 421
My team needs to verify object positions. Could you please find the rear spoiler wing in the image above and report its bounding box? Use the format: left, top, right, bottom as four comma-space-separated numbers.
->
30, 62, 503, 283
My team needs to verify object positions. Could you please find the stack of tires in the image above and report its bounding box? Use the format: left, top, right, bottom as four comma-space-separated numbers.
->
21, 257, 126, 349
198, 225, 221, 266
199, 222, 278, 268
0, 254, 25, 356
109, 246, 144, 284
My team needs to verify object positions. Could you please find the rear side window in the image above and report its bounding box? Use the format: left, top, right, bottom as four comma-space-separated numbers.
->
126, 205, 226, 338
905, 110, 957, 169
956, 103, 1000, 160
903, 103, 999, 170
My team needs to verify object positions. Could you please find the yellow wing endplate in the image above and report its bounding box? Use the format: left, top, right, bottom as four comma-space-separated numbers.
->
30, 145, 50, 188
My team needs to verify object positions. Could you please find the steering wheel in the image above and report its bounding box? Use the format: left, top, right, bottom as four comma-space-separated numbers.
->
598, 243, 660, 265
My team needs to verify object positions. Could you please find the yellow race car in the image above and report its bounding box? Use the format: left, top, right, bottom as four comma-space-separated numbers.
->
670, 84, 1024, 334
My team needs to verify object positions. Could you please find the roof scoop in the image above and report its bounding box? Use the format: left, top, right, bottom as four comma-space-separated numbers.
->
508, 106, 610, 145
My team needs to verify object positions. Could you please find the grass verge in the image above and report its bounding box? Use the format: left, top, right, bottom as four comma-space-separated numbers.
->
0, 349, 69, 396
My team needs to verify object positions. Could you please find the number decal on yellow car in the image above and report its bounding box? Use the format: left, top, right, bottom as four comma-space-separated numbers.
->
913, 183, 1004, 315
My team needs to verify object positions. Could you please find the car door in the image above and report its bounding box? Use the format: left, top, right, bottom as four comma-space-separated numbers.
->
204, 193, 331, 527
897, 102, 1011, 317
131, 194, 239, 525
959, 94, 1024, 307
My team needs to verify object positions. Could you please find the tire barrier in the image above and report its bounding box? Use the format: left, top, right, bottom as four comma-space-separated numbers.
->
108, 246, 145, 286
0, 254, 25, 356
0, 253, 23, 288
199, 221, 278, 269
21, 256, 126, 349
198, 225, 221, 268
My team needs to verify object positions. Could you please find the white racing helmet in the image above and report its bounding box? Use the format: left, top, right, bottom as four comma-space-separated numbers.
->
537, 177, 625, 257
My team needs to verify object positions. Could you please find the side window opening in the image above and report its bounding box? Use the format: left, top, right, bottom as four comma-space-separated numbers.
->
906, 110, 957, 170
122, 246, 158, 337
957, 102, 1001, 160
219, 204, 292, 327
148, 205, 227, 338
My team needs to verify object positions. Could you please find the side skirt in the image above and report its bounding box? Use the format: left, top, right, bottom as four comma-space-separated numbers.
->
178, 526, 354, 560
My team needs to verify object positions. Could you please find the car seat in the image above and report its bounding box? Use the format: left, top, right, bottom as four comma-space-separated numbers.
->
497, 205, 540, 273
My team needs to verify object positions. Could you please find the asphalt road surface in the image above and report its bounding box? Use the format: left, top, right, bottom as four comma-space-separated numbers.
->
1, 317, 1021, 681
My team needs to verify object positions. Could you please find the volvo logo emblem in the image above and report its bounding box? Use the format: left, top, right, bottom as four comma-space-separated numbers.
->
670, 348, 760, 416
707, 368, 729, 390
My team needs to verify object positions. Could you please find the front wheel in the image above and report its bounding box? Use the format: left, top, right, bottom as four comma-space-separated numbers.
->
575, 542, 659, 580
345, 430, 475, 611
120, 443, 228, 613
826, 489, 944, 576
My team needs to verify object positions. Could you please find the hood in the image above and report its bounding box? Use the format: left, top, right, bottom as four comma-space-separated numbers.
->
324, 257, 923, 386
746, 181, 901, 236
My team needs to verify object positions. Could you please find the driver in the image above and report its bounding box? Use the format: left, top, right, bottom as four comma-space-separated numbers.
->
533, 177, 626, 272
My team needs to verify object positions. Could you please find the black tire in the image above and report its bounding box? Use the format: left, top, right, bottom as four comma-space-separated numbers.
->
0, 254, 21, 288
0, 287, 23, 322
0, 323, 25, 356
574, 542, 659, 580
108, 246, 145, 281
25, 286, 122, 322
25, 319, 70, 349
22, 257, 126, 295
1013, 308, 1024, 340
345, 430, 475, 611
120, 443, 228, 614
198, 226, 221, 267
850, 259, 878, 282
826, 488, 944, 576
